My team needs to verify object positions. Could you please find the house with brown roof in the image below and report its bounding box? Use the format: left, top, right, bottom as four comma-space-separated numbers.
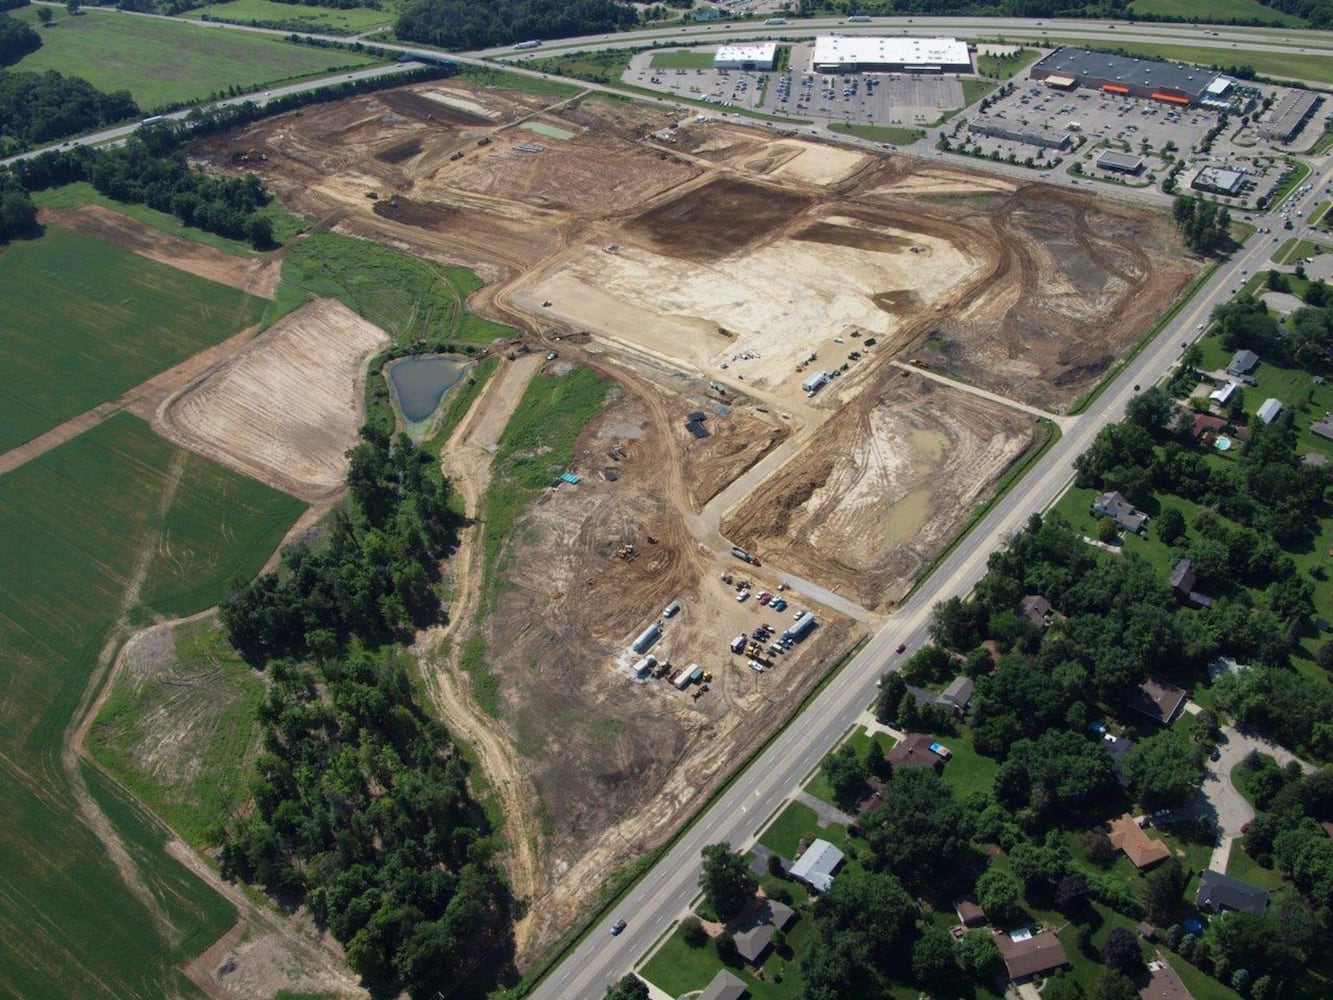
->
1128, 677, 1187, 725
1140, 958, 1194, 1000
887, 732, 944, 769
997, 930, 1070, 983
1019, 594, 1054, 627
1190, 412, 1227, 441
1109, 815, 1171, 870
955, 900, 987, 927
733, 898, 796, 966
699, 969, 749, 1000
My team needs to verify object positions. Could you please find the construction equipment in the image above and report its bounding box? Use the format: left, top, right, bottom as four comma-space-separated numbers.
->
615, 544, 638, 561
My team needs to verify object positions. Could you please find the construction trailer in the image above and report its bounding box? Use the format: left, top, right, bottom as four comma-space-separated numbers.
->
631, 621, 662, 654
783, 611, 818, 643
632, 656, 657, 681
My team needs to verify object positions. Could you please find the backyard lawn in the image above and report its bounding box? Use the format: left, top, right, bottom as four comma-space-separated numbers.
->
758, 801, 847, 860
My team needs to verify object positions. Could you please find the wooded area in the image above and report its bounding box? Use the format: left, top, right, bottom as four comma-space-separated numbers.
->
221, 430, 514, 998
395, 0, 636, 50
0, 69, 138, 154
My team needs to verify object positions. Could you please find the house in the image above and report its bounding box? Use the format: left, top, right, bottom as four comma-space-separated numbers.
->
941, 676, 976, 715
1226, 350, 1259, 378
887, 733, 944, 769
1190, 413, 1227, 440
1196, 871, 1268, 915
1256, 397, 1283, 426
1208, 382, 1237, 408
956, 900, 988, 927
1169, 559, 1213, 608
699, 969, 749, 1000
1140, 957, 1194, 1000
1109, 815, 1171, 870
733, 898, 796, 966
1093, 490, 1148, 534
1019, 594, 1054, 627
789, 839, 844, 893
1128, 677, 1187, 725
1311, 413, 1333, 441
997, 930, 1071, 983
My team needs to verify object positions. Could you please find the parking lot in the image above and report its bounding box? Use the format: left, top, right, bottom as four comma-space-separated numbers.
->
624, 46, 965, 129
953, 74, 1310, 205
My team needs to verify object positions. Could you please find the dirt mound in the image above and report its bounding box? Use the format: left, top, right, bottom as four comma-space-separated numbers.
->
379, 88, 492, 125
724, 372, 1033, 609
41, 204, 279, 297
155, 299, 388, 498
626, 177, 812, 261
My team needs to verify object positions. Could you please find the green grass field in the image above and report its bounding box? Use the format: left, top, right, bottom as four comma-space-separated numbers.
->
526, 48, 631, 83
480, 366, 611, 602
975, 48, 1041, 79
0, 413, 304, 998
11, 6, 380, 109
1129, 0, 1305, 25
829, 121, 926, 145
758, 800, 847, 859
457, 63, 584, 99
88, 616, 266, 847
650, 49, 716, 70
0, 225, 267, 452
276, 231, 517, 346
1046, 39, 1333, 85
642, 915, 813, 1000
185, 0, 392, 34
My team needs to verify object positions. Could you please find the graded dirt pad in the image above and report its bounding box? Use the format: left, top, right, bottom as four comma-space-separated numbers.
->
677, 406, 788, 510
518, 207, 975, 392
911, 188, 1197, 409
156, 299, 388, 498
626, 176, 812, 261
41, 204, 279, 296
724, 373, 1033, 609
484, 382, 860, 953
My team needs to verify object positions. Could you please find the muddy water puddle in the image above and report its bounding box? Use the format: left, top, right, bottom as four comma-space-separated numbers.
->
387, 355, 469, 422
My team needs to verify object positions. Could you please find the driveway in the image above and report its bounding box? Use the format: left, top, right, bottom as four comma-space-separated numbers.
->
1198, 721, 1312, 871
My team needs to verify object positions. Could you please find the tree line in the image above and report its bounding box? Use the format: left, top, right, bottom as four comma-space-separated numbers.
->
221, 430, 514, 998
0, 12, 41, 66
0, 70, 138, 156
1173, 194, 1233, 256
396, 0, 636, 50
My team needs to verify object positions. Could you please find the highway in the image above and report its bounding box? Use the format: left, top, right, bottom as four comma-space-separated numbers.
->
527, 58, 1333, 1000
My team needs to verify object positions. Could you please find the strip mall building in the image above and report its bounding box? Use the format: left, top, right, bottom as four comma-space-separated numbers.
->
1031, 47, 1231, 107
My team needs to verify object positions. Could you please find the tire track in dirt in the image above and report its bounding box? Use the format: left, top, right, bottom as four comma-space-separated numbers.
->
413, 354, 548, 957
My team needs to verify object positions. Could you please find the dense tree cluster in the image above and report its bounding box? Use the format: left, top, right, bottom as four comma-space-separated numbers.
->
0, 70, 138, 154
1172, 194, 1232, 255
222, 428, 461, 664
221, 655, 512, 998
1119, 731, 1204, 808
0, 170, 36, 243
396, 0, 636, 50
0, 12, 40, 66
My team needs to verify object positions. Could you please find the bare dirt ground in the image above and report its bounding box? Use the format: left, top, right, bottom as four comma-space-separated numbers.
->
154, 299, 388, 500
724, 372, 1034, 609
479, 368, 861, 952
173, 79, 1202, 968
40, 205, 280, 297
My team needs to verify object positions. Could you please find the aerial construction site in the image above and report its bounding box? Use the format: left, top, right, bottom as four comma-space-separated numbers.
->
190, 74, 1198, 963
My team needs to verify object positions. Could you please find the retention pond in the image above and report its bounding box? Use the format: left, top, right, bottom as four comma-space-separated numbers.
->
387, 354, 469, 423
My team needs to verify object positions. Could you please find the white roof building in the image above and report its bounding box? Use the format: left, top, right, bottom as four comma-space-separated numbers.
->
714, 42, 778, 70
1257, 397, 1283, 425
811, 35, 971, 73
789, 838, 844, 892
